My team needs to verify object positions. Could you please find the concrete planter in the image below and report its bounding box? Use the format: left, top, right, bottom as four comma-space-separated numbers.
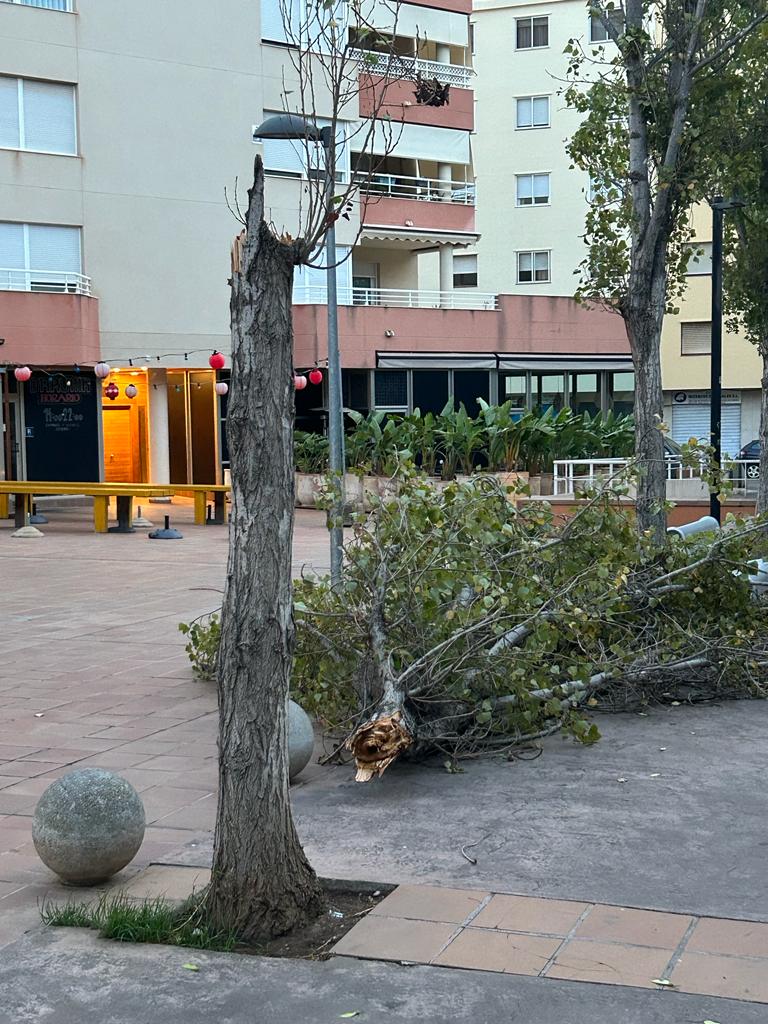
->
377, 476, 400, 501
295, 473, 323, 508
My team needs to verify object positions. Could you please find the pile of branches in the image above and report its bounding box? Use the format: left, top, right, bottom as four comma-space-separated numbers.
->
293, 473, 768, 781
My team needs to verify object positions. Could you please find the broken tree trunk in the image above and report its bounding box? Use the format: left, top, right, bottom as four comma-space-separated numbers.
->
207, 156, 324, 939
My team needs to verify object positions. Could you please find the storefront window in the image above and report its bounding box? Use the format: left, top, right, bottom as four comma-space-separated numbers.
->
570, 372, 600, 415
610, 371, 634, 416
502, 373, 527, 410
374, 370, 407, 409
412, 370, 449, 416
533, 373, 565, 412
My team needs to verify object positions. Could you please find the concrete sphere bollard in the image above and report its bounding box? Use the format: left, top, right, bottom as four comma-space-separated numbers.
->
288, 700, 315, 781
32, 768, 146, 886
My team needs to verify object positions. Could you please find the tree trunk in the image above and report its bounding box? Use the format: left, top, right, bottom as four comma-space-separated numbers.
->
626, 304, 667, 547
758, 342, 768, 515
207, 157, 324, 940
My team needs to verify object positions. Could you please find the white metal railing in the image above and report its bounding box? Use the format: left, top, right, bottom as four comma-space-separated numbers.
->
0, 268, 91, 296
354, 171, 475, 204
293, 285, 498, 310
351, 48, 474, 89
553, 457, 700, 495
2, 0, 72, 9
731, 460, 760, 492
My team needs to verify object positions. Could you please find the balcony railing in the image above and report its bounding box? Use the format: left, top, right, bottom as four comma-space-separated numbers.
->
1, 0, 72, 10
351, 48, 474, 89
355, 171, 475, 204
553, 458, 698, 495
294, 285, 498, 310
0, 269, 92, 296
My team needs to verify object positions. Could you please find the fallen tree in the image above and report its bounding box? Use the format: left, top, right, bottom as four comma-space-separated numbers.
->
292, 473, 768, 780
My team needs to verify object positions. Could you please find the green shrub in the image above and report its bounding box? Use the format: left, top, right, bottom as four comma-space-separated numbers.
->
178, 614, 220, 680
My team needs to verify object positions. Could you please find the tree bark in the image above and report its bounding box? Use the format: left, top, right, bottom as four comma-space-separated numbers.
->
207, 157, 324, 940
626, 300, 668, 547
758, 342, 768, 515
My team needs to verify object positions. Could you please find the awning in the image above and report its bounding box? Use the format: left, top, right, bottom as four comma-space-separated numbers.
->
361, 226, 477, 249
368, 121, 471, 164
378, 352, 497, 370
498, 356, 634, 372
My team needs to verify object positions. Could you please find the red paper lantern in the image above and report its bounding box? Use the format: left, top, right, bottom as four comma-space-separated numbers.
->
308, 369, 323, 385
209, 351, 226, 370
13, 366, 32, 382
94, 361, 111, 379
293, 375, 308, 390
104, 382, 119, 401
215, 381, 229, 396
125, 383, 138, 399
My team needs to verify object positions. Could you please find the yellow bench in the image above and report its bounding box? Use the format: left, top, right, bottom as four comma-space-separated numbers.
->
0, 482, 176, 533
168, 484, 231, 526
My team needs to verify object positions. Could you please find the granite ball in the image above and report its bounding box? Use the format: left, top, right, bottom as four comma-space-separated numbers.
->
288, 700, 315, 781
32, 768, 146, 886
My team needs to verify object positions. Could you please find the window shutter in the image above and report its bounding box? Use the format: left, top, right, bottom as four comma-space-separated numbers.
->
0, 222, 25, 269
22, 80, 76, 154
28, 224, 81, 273
681, 322, 711, 355
261, 136, 304, 175
0, 78, 19, 149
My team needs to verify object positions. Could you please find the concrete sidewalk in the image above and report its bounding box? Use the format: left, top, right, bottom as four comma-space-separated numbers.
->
0, 926, 764, 1024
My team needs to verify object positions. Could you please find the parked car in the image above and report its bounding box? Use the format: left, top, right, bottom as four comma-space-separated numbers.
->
739, 440, 761, 479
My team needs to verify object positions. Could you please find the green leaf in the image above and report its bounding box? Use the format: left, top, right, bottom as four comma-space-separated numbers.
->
182, 963, 200, 972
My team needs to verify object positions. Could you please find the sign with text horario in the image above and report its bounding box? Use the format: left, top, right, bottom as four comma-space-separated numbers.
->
23, 372, 100, 482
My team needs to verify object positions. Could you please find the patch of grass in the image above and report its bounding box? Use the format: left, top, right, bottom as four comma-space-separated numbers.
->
41, 892, 237, 952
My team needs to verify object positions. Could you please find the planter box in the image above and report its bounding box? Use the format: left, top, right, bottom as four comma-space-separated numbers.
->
295, 472, 324, 508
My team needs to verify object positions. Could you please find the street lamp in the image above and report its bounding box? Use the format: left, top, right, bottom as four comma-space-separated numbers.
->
253, 114, 345, 587
709, 195, 745, 524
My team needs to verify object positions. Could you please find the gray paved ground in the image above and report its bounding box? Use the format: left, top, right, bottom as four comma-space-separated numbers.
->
1, 927, 765, 1024
173, 701, 768, 922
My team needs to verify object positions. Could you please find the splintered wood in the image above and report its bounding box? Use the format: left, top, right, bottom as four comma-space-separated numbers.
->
347, 711, 413, 782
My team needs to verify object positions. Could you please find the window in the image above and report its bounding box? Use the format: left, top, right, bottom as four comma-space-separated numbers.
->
517, 250, 550, 283
292, 244, 352, 303
516, 16, 549, 49
374, 370, 407, 409
610, 371, 634, 416
0, 76, 76, 154
684, 242, 713, 276
516, 95, 550, 129
0, 221, 82, 291
259, 112, 349, 181
453, 253, 477, 288
2, 0, 71, 10
533, 373, 564, 412
570, 372, 600, 415
503, 373, 527, 409
516, 173, 550, 206
590, 8, 624, 42
681, 322, 712, 356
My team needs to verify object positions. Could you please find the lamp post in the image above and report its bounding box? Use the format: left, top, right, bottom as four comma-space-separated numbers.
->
709, 196, 745, 524
253, 114, 345, 586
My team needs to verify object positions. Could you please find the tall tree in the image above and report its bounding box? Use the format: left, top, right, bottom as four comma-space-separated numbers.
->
714, 26, 768, 511
566, 0, 768, 545
206, 0, 414, 939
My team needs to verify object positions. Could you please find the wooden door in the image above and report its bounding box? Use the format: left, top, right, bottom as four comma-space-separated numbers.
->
102, 406, 135, 481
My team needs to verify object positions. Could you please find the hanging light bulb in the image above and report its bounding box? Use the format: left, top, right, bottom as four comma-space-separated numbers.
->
309, 368, 323, 385
104, 382, 119, 401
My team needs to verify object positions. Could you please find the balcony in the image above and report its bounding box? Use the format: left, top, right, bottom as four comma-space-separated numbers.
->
352, 49, 474, 90
0, 288, 99, 367
1, 0, 72, 9
356, 172, 476, 236
293, 286, 498, 310
0, 269, 91, 296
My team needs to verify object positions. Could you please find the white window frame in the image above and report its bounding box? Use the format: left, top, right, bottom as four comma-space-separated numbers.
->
517, 250, 551, 284
515, 95, 550, 130
515, 15, 549, 50
516, 172, 551, 207
0, 220, 83, 291
0, 76, 77, 156
590, 8, 623, 42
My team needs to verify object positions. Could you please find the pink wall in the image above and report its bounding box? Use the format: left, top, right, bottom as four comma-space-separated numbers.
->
293, 294, 629, 369
407, 0, 471, 12
359, 77, 474, 131
362, 194, 475, 233
0, 292, 100, 368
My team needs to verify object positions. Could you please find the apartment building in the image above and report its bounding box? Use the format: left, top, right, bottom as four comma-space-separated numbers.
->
0, 0, 628, 487
472, 0, 762, 453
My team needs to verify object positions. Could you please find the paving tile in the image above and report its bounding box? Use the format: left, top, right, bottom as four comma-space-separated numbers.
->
333, 914, 456, 963
686, 916, 768, 958
370, 885, 489, 925
672, 951, 768, 1002
118, 865, 211, 901
0, 761, 63, 779
150, 795, 216, 830
0, 793, 37, 815
546, 939, 672, 988
472, 894, 589, 937
573, 904, 692, 949
18, 748, 92, 764
135, 754, 216, 773
435, 928, 560, 974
